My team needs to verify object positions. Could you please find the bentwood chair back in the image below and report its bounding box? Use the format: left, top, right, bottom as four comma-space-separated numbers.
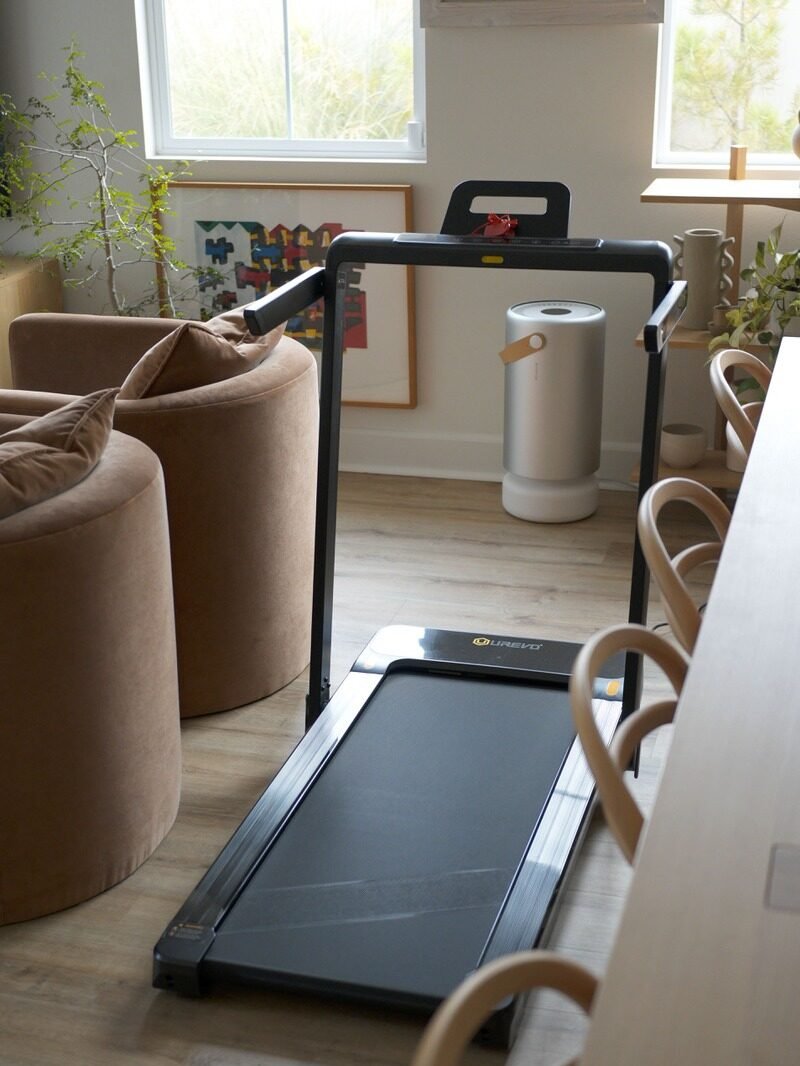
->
410, 951, 598, 1066
569, 624, 690, 865
709, 347, 772, 459
637, 477, 731, 654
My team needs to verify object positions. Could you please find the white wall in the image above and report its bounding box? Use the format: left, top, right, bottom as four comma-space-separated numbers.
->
3, 0, 798, 485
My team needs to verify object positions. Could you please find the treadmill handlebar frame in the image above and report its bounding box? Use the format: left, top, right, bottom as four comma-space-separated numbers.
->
240, 232, 683, 729
440, 179, 571, 238
308, 232, 679, 726
244, 265, 325, 336
240, 243, 683, 359
643, 278, 687, 354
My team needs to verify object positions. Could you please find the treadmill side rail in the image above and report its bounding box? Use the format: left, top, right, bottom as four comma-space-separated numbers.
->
153, 925, 215, 996
152, 671, 383, 993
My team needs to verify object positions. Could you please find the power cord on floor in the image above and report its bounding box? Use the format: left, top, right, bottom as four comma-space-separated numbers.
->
649, 601, 707, 634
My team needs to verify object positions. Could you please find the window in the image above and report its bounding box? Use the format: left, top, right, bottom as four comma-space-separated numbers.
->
654, 0, 800, 167
135, 0, 425, 160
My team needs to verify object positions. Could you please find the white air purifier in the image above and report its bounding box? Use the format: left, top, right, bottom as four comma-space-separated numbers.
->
502, 300, 606, 523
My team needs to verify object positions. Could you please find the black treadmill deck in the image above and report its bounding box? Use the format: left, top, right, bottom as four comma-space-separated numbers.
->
154, 627, 623, 1044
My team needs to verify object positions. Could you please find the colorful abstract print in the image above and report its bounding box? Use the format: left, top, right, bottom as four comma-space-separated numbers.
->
194, 220, 366, 349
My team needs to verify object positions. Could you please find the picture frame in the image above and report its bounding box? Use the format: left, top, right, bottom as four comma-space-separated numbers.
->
156, 181, 417, 408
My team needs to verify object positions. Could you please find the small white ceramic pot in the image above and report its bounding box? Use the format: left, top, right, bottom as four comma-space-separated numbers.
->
660, 423, 707, 469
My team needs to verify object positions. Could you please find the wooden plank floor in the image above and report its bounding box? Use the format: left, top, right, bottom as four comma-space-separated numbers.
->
0, 474, 713, 1066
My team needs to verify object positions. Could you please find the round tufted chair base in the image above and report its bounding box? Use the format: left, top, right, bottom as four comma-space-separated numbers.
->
0, 426, 181, 925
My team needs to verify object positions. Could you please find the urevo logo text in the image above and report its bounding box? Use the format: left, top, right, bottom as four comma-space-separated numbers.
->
472, 637, 544, 651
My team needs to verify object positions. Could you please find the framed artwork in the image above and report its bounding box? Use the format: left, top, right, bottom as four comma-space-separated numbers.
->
156, 181, 417, 408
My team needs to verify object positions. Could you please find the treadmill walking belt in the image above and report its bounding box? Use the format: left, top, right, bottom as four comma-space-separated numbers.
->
205, 669, 575, 1001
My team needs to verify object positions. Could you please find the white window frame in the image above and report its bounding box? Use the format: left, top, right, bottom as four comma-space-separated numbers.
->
134, 0, 426, 161
653, 0, 798, 169
421, 0, 664, 26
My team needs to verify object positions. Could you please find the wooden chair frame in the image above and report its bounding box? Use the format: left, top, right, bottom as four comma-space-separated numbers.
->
638, 477, 731, 653
569, 624, 690, 865
411, 951, 598, 1066
709, 347, 772, 458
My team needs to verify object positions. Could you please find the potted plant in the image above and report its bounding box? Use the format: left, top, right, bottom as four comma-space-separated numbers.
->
0, 43, 206, 316
709, 219, 800, 395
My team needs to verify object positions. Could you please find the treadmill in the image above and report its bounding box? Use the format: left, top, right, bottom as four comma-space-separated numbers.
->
153, 181, 686, 1046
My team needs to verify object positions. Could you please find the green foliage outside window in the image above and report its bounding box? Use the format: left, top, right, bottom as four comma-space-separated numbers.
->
671, 0, 800, 155
163, 0, 414, 143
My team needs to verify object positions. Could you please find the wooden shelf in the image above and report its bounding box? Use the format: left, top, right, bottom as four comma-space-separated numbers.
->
634, 325, 769, 353
635, 324, 711, 349
630, 449, 742, 491
640, 150, 793, 465
641, 177, 800, 212
641, 150, 800, 304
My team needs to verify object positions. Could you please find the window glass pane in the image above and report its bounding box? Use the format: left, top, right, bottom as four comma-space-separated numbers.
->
669, 0, 800, 157
164, 0, 288, 139
287, 0, 414, 141
159, 0, 415, 146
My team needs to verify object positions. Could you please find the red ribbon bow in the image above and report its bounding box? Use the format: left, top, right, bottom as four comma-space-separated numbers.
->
472, 213, 519, 239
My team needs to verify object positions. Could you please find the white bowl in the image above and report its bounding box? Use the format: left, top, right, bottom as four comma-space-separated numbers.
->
660, 423, 707, 469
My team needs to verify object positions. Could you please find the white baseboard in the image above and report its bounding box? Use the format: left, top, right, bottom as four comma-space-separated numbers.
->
339, 427, 639, 490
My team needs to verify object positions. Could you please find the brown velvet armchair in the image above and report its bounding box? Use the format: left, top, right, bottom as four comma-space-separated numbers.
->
0, 411, 181, 923
5, 312, 319, 717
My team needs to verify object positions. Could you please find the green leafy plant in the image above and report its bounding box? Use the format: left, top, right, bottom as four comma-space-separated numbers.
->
709, 219, 800, 394
0, 43, 208, 316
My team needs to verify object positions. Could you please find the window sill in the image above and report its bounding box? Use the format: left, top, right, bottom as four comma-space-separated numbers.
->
651, 158, 800, 175
147, 150, 428, 165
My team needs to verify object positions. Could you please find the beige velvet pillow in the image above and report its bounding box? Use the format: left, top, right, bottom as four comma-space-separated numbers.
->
0, 389, 117, 519
118, 307, 287, 399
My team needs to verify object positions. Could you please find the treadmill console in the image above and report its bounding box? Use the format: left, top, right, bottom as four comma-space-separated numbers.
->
394, 234, 603, 249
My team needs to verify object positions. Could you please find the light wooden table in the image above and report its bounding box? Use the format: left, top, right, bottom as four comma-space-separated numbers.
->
582, 336, 800, 1065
